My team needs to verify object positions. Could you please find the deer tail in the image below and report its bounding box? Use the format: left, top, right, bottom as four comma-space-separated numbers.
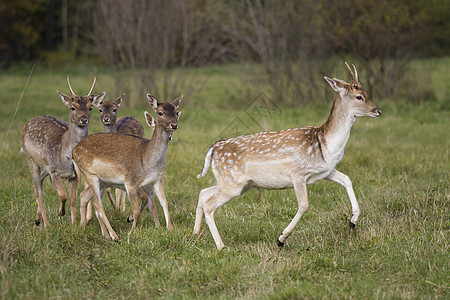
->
197, 146, 214, 178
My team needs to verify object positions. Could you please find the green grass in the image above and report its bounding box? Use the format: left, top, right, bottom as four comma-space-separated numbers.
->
0, 59, 449, 299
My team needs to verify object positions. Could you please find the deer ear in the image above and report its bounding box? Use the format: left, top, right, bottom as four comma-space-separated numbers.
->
57, 91, 71, 107
144, 111, 156, 129
172, 95, 183, 108
92, 92, 106, 107
114, 94, 124, 107
324, 76, 347, 94
147, 93, 158, 111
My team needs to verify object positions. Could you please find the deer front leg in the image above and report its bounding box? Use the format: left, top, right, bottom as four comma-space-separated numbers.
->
326, 169, 360, 228
50, 173, 68, 217
277, 178, 308, 247
153, 181, 173, 230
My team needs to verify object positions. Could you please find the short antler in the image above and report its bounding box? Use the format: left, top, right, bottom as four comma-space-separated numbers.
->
67, 76, 76, 96
87, 77, 97, 96
344, 62, 359, 82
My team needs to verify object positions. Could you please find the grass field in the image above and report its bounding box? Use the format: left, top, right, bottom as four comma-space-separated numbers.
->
0, 59, 448, 299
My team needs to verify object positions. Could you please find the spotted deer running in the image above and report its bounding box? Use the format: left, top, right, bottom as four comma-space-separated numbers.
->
194, 63, 382, 249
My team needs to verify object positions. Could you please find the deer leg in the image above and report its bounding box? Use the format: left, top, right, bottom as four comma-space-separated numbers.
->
68, 176, 77, 225
79, 186, 93, 226
50, 173, 68, 217
277, 178, 308, 247
326, 169, 360, 229
114, 188, 121, 209
27, 159, 48, 227
126, 187, 140, 243
203, 186, 240, 250
105, 188, 116, 208
93, 188, 119, 240
193, 185, 217, 235
145, 188, 160, 227
153, 181, 173, 230
120, 189, 127, 212
126, 189, 147, 223
130, 187, 160, 227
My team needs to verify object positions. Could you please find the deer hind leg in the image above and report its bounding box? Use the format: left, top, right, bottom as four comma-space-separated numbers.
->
203, 186, 242, 250
137, 188, 160, 227
326, 169, 360, 229
144, 188, 160, 227
79, 186, 93, 226
193, 185, 217, 235
105, 188, 116, 208
125, 187, 141, 243
85, 177, 119, 240
154, 181, 173, 230
120, 189, 127, 212
277, 178, 308, 247
50, 172, 68, 218
27, 158, 48, 227
68, 177, 77, 225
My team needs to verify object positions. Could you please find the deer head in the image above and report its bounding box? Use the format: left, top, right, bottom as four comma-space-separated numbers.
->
324, 63, 381, 118
57, 77, 105, 127
146, 94, 182, 132
96, 94, 124, 125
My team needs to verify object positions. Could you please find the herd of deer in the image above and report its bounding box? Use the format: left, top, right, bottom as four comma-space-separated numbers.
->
19, 63, 381, 249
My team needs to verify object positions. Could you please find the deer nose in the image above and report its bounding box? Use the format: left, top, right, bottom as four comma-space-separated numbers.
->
79, 116, 89, 125
371, 108, 382, 116
103, 117, 110, 123
171, 124, 178, 130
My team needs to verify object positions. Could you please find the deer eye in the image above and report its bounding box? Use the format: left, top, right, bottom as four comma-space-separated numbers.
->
158, 112, 163, 116
71, 106, 76, 111
356, 95, 363, 100
99, 109, 103, 113
113, 109, 117, 113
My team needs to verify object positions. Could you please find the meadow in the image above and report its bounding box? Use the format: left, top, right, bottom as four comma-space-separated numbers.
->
0, 59, 448, 299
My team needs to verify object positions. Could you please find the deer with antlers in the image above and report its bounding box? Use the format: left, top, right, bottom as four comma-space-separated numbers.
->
73, 94, 181, 241
20, 77, 105, 227
194, 63, 382, 249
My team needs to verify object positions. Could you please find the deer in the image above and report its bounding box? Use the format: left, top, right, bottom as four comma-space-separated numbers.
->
20, 77, 105, 227
194, 63, 382, 250
72, 94, 181, 241
79, 95, 160, 228
96, 94, 157, 217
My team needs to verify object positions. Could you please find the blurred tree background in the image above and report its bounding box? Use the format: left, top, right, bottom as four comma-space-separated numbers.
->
1, 0, 448, 105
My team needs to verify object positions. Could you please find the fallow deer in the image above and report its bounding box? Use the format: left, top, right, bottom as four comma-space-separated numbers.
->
194, 63, 382, 249
73, 94, 181, 241
96, 94, 156, 216
20, 77, 105, 227
80, 95, 160, 228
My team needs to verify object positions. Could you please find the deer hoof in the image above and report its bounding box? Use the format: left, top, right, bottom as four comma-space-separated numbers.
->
127, 216, 132, 223
277, 238, 284, 248
349, 221, 356, 229
58, 211, 65, 217
35, 220, 40, 226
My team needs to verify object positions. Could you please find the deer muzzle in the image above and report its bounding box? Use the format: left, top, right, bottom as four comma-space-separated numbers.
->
78, 116, 89, 126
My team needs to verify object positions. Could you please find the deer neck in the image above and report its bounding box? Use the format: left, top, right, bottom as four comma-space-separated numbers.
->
320, 94, 356, 160
62, 123, 89, 159
103, 123, 117, 134
144, 126, 171, 166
